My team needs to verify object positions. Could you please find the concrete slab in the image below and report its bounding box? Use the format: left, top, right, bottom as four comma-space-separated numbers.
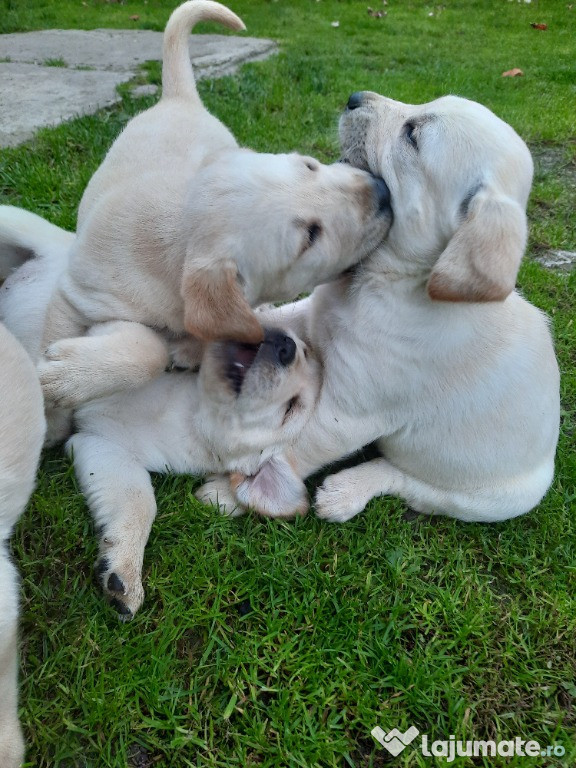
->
534, 250, 576, 271
0, 28, 276, 72
0, 63, 131, 148
0, 29, 277, 147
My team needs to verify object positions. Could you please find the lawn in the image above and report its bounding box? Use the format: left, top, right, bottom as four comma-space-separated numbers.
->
0, 0, 575, 766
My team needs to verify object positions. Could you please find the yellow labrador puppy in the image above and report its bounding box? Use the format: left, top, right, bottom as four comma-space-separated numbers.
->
1, 211, 318, 620
0, 325, 45, 768
38, 1, 391, 418
223, 92, 560, 523
70, 325, 318, 619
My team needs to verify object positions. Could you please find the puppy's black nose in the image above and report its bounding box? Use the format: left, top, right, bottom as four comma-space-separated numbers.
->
373, 177, 392, 213
265, 329, 296, 367
347, 92, 364, 111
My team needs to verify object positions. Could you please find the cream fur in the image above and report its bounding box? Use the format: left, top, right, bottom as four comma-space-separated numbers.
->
37, 0, 390, 426
239, 93, 560, 523
0, 325, 45, 767
0, 210, 319, 619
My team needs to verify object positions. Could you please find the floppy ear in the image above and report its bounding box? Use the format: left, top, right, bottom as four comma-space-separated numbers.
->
181, 258, 263, 343
230, 455, 309, 519
427, 187, 527, 303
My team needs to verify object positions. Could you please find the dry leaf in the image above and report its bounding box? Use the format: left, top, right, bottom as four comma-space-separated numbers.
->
331, 20, 340, 27
502, 68, 524, 77
531, 22, 548, 30
130, 15, 140, 21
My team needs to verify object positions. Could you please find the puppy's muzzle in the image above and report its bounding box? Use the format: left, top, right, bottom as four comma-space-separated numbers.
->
223, 328, 297, 395
346, 91, 366, 111
260, 328, 297, 367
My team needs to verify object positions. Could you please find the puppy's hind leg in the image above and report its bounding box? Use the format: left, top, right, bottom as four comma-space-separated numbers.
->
315, 457, 539, 523
40, 284, 87, 352
315, 458, 405, 522
39, 321, 170, 409
68, 434, 157, 620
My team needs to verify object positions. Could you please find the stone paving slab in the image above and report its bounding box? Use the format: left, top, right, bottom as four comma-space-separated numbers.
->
0, 28, 276, 71
0, 63, 130, 148
535, 250, 576, 271
0, 29, 277, 147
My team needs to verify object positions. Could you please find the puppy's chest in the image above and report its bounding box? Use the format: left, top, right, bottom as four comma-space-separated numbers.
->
159, 436, 218, 476
204, 445, 263, 477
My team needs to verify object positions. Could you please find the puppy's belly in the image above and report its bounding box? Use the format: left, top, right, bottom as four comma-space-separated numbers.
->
74, 374, 213, 473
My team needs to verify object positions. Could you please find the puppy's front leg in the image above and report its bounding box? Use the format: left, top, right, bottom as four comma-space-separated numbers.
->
195, 474, 247, 517
68, 433, 157, 620
39, 321, 170, 408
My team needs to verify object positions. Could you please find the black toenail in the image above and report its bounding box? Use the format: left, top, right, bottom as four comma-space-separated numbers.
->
110, 597, 132, 618
95, 557, 110, 580
237, 599, 252, 616
107, 573, 126, 594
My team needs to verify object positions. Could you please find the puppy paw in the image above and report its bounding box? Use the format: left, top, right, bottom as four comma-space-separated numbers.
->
195, 476, 246, 517
39, 340, 101, 408
315, 474, 367, 523
95, 555, 145, 621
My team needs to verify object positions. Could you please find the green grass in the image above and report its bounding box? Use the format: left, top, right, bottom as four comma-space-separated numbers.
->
1, 0, 575, 766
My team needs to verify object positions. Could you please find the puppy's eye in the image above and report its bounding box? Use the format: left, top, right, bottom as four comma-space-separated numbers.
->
306, 222, 322, 247
403, 121, 418, 149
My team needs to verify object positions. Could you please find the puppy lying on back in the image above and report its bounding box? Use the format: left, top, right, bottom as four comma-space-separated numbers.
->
37, 0, 391, 432
0, 210, 318, 620
72, 326, 317, 619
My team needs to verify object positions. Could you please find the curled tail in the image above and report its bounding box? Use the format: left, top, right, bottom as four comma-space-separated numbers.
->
162, 0, 246, 102
0, 206, 74, 279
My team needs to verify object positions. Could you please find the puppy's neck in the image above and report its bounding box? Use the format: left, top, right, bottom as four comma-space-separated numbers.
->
192, 382, 278, 476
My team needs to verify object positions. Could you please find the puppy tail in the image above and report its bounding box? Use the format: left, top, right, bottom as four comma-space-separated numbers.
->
0, 206, 74, 279
162, 0, 246, 102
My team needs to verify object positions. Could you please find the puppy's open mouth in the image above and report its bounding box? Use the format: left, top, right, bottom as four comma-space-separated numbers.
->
224, 341, 261, 395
